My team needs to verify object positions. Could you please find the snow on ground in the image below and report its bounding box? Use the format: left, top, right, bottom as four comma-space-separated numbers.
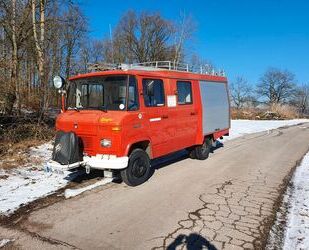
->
0, 119, 308, 216
227, 119, 309, 141
64, 178, 113, 199
266, 151, 309, 250
0, 143, 80, 215
0, 238, 14, 248
282, 152, 309, 249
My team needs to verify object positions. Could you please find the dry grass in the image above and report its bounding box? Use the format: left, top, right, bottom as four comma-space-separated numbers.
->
269, 104, 299, 119
0, 120, 55, 170
231, 104, 300, 120
0, 139, 50, 170
231, 108, 261, 120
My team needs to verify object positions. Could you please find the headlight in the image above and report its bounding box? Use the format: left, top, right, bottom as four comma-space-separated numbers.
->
53, 75, 65, 89
100, 139, 112, 148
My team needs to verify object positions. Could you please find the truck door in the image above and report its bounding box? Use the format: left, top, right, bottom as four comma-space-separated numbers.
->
142, 78, 173, 158
173, 80, 198, 149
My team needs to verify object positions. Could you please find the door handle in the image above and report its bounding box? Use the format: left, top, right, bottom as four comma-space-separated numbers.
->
190, 112, 197, 116
162, 115, 169, 119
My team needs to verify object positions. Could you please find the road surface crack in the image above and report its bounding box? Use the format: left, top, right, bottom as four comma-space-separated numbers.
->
151, 170, 287, 250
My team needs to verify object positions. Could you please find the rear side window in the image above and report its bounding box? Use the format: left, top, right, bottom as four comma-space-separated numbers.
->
177, 81, 192, 105
142, 79, 165, 107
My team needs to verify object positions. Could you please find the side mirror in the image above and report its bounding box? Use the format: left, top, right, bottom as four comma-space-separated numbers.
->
53, 75, 65, 89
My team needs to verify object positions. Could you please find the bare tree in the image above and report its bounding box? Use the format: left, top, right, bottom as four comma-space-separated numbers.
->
257, 68, 296, 105
77, 39, 104, 74
31, 0, 46, 118
173, 11, 195, 63
189, 54, 214, 73
230, 77, 253, 109
104, 11, 176, 63
61, 4, 87, 78
78, 41, 91, 73
0, 0, 32, 114
0, 0, 89, 116
10, 0, 17, 113
291, 84, 309, 115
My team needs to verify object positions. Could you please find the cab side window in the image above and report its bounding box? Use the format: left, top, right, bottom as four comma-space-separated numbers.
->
142, 79, 165, 107
177, 81, 192, 105
128, 76, 139, 111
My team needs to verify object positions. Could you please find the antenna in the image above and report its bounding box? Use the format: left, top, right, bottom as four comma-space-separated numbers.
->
109, 24, 115, 64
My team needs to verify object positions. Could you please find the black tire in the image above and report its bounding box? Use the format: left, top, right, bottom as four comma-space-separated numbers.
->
187, 147, 196, 159
194, 137, 213, 160
121, 149, 151, 186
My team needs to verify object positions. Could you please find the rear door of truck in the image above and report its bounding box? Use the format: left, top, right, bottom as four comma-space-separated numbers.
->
199, 81, 230, 135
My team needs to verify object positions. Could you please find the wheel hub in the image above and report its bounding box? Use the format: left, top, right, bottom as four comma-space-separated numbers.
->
131, 159, 147, 178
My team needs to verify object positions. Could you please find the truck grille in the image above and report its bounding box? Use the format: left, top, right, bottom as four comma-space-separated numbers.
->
80, 136, 94, 149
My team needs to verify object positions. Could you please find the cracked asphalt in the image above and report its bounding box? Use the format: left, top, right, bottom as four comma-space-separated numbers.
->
1, 123, 309, 250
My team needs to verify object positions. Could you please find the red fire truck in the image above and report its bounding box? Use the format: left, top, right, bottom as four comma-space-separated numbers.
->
50, 61, 230, 186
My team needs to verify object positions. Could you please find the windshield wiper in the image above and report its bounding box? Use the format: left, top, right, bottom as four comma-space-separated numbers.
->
98, 106, 108, 112
81, 106, 108, 112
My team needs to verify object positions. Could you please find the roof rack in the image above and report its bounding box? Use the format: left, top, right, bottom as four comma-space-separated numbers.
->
87, 61, 225, 77
87, 63, 121, 72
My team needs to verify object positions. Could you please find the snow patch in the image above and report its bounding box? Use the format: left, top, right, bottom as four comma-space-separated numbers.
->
266, 151, 309, 250
64, 178, 113, 199
0, 168, 81, 215
0, 142, 82, 215
282, 152, 309, 249
225, 119, 309, 141
0, 239, 14, 248
29, 142, 53, 160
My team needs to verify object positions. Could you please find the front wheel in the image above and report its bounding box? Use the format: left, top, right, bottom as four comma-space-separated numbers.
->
121, 149, 151, 186
193, 137, 213, 160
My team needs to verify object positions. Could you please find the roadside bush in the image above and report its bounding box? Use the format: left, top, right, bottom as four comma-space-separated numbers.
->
231, 108, 263, 120
268, 104, 299, 119
0, 116, 55, 157
231, 104, 300, 120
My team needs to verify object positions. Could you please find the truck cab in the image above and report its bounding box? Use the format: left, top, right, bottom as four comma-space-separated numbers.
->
51, 62, 230, 186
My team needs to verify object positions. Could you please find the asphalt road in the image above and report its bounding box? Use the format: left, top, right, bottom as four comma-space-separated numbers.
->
1, 123, 309, 250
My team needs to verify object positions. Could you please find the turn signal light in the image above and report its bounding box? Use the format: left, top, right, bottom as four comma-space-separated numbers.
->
111, 126, 121, 132
99, 117, 113, 123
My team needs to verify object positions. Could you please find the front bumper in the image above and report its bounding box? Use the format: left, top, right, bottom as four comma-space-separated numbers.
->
84, 155, 128, 170
46, 154, 129, 173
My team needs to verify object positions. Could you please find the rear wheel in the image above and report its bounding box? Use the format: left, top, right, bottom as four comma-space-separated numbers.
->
187, 146, 196, 159
121, 149, 151, 186
193, 137, 213, 160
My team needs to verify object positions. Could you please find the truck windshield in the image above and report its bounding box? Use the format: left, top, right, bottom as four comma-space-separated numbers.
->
67, 75, 138, 111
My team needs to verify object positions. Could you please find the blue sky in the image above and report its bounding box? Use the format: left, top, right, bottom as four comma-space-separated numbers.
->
80, 0, 309, 85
